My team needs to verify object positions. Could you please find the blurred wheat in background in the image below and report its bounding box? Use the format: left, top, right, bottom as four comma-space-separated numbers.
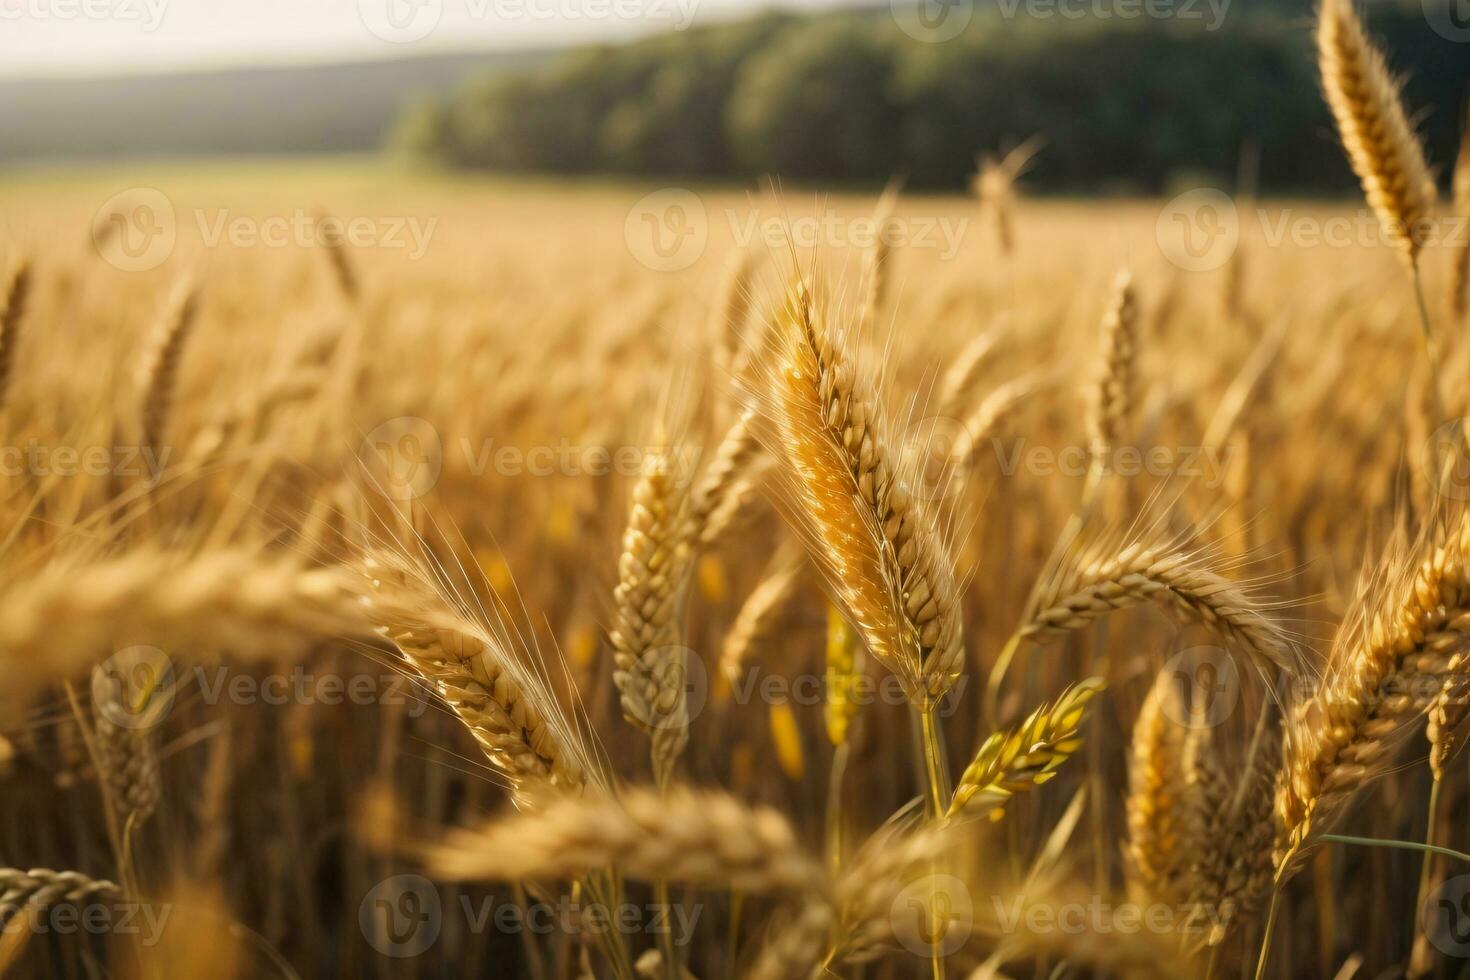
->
5, 0, 1470, 978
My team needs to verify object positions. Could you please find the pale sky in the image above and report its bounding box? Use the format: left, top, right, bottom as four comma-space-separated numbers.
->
0, 0, 857, 77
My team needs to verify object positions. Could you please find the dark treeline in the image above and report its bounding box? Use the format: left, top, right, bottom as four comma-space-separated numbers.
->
391, 2, 1470, 193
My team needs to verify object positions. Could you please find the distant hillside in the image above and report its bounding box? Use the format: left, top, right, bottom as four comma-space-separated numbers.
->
0, 50, 552, 165
395, 0, 1469, 193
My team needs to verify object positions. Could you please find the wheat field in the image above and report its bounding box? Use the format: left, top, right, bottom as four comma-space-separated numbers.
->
3, 19, 1470, 976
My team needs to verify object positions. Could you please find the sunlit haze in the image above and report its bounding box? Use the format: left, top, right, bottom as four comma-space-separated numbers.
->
0, 0, 856, 76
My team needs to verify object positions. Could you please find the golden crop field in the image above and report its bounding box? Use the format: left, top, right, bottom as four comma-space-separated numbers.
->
2, 9, 1470, 976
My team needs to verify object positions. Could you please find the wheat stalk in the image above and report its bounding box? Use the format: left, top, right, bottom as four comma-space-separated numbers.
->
1180, 714, 1279, 945
426, 785, 826, 895
91, 704, 161, 825
935, 322, 1003, 421
610, 449, 697, 786
949, 371, 1047, 469
763, 276, 964, 707
861, 181, 901, 326
1276, 517, 1470, 878
137, 283, 200, 457
1427, 629, 1470, 779
0, 869, 122, 927
949, 678, 1103, 820
0, 260, 31, 412
972, 137, 1042, 256
1021, 525, 1295, 677
753, 821, 957, 978
691, 409, 766, 549
1125, 674, 1188, 901
1087, 269, 1139, 478
315, 211, 360, 302
1451, 104, 1470, 319
362, 553, 595, 802
0, 549, 372, 702
710, 248, 755, 373
1317, 0, 1437, 267
717, 545, 803, 687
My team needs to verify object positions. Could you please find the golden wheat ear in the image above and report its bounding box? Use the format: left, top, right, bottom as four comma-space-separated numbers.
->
718, 541, 805, 688
361, 549, 603, 805
1087, 269, 1139, 477
136, 281, 201, 458
1317, 0, 1437, 267
1450, 102, 1470, 319
424, 785, 827, 894
1276, 512, 1470, 879
949, 677, 1103, 821
750, 271, 965, 710
1179, 710, 1279, 947
609, 446, 697, 786
0, 869, 122, 930
0, 259, 31, 413
1125, 673, 1189, 903
1020, 512, 1299, 680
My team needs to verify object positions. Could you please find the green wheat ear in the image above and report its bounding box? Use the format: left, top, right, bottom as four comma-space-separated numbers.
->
948, 677, 1105, 821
